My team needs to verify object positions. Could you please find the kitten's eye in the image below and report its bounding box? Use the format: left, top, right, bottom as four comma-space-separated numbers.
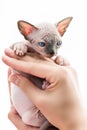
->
38, 42, 45, 47
56, 41, 62, 46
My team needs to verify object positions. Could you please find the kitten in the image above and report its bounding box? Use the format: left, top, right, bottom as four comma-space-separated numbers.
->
10, 17, 72, 130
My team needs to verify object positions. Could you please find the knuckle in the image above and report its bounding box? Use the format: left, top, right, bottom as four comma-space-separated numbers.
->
59, 67, 71, 81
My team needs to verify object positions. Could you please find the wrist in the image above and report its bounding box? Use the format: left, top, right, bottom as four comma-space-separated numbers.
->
56, 118, 87, 130
56, 106, 87, 130
68, 122, 87, 130
69, 106, 87, 130
65, 110, 87, 130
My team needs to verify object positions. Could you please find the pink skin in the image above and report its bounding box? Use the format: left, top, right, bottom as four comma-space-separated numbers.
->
2, 48, 87, 130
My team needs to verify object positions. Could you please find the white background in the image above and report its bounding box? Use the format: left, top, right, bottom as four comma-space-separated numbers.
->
0, 0, 87, 129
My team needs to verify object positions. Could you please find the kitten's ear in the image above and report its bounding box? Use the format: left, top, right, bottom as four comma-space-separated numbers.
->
17, 20, 38, 36
56, 17, 73, 36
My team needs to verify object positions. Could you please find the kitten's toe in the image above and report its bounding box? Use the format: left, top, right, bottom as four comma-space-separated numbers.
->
14, 44, 28, 56
42, 81, 50, 89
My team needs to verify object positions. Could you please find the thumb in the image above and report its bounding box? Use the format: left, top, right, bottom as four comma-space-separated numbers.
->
9, 73, 44, 106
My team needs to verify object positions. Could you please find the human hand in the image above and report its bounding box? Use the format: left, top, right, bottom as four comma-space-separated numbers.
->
8, 107, 57, 130
8, 106, 40, 130
2, 48, 87, 130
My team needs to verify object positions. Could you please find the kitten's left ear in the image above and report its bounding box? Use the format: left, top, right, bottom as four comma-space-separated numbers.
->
17, 20, 38, 37
56, 17, 73, 36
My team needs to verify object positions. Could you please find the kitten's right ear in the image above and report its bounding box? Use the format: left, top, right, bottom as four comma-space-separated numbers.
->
17, 20, 38, 37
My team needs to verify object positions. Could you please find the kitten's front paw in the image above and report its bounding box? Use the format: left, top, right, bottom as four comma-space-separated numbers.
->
42, 81, 50, 89
14, 43, 28, 56
55, 55, 70, 66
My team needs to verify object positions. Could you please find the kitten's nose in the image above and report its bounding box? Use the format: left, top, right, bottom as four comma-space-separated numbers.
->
49, 50, 55, 55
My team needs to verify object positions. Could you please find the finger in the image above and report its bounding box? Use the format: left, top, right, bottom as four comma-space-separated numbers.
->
8, 68, 13, 104
62, 58, 70, 66
8, 107, 38, 130
55, 55, 70, 66
8, 68, 12, 88
9, 73, 44, 106
4, 48, 20, 59
8, 107, 23, 129
2, 54, 58, 83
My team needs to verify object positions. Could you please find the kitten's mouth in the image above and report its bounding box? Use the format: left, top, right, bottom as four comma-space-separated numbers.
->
46, 52, 57, 58
40, 53, 56, 58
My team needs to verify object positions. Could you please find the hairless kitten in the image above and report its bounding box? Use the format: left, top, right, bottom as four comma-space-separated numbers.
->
10, 17, 72, 130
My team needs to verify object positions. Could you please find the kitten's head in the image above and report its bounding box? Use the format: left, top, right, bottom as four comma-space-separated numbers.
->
17, 17, 73, 57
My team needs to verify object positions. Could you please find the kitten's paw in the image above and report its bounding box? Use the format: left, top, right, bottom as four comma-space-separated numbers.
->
42, 81, 50, 89
14, 43, 28, 56
55, 55, 70, 66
